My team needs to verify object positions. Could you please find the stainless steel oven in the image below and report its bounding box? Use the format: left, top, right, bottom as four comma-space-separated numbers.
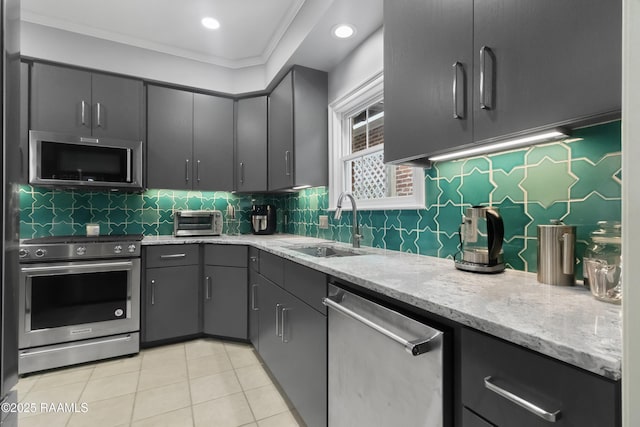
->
18, 235, 142, 374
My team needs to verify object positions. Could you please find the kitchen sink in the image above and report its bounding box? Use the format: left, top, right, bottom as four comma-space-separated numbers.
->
288, 245, 365, 258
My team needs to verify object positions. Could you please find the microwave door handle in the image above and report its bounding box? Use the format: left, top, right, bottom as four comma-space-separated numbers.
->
127, 149, 132, 182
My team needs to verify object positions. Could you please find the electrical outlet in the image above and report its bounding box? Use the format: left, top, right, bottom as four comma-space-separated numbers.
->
319, 215, 329, 229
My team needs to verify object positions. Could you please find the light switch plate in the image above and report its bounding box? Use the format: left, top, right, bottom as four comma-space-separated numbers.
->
319, 215, 329, 229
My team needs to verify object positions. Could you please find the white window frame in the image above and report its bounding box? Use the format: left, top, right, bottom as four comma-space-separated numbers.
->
328, 72, 425, 211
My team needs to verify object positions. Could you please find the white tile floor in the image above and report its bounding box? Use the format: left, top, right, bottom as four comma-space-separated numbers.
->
13, 338, 303, 427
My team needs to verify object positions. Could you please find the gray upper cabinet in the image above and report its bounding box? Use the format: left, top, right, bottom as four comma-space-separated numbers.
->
147, 85, 234, 191
472, 0, 621, 143
383, 0, 621, 164
268, 66, 328, 191
384, 0, 473, 166
19, 62, 29, 184
30, 62, 143, 140
236, 96, 268, 192
147, 85, 193, 190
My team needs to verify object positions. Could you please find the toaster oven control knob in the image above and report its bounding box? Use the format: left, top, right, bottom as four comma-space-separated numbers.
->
35, 248, 47, 257
19, 249, 29, 258
76, 246, 87, 256
127, 244, 137, 253
114, 245, 123, 254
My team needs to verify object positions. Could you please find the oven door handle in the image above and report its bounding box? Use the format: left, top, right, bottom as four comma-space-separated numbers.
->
21, 261, 135, 274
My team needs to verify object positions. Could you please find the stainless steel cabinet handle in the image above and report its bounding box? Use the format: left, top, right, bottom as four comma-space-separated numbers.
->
484, 376, 560, 422
197, 160, 201, 183
323, 296, 442, 356
281, 307, 290, 343
96, 102, 103, 128
452, 61, 464, 119
205, 276, 212, 300
479, 46, 493, 110
80, 100, 88, 126
239, 162, 245, 184
160, 253, 186, 259
251, 284, 258, 310
275, 304, 283, 337
151, 279, 156, 305
285, 151, 291, 176
250, 256, 258, 263
185, 159, 190, 182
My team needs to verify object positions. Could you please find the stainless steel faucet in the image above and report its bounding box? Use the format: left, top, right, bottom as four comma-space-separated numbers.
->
334, 192, 361, 248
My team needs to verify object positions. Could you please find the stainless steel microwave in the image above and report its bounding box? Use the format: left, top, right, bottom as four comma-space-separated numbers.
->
29, 130, 143, 190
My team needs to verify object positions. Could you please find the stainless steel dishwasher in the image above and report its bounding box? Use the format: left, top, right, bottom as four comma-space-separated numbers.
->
323, 284, 445, 427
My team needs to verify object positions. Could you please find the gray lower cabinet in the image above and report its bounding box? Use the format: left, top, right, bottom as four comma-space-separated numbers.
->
30, 62, 143, 140
143, 245, 200, 343
268, 66, 328, 191
236, 96, 268, 192
461, 327, 620, 426
203, 245, 248, 339
253, 255, 327, 427
147, 85, 234, 191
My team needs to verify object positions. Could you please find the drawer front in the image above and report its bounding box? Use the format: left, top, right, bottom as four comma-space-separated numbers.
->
145, 244, 200, 268
259, 251, 284, 285
284, 260, 327, 314
462, 408, 494, 427
204, 244, 248, 267
249, 247, 260, 272
461, 328, 620, 427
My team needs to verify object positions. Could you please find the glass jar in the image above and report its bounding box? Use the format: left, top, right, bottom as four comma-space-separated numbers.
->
583, 221, 622, 304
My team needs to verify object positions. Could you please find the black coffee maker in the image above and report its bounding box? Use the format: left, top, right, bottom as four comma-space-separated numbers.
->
251, 204, 277, 235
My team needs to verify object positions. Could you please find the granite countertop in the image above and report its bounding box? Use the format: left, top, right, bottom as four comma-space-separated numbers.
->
142, 234, 622, 380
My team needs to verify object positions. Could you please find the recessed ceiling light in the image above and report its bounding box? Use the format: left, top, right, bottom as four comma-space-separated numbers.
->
332, 24, 356, 39
201, 17, 220, 30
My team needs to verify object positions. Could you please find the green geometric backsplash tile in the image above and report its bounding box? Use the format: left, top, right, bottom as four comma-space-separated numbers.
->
19, 121, 621, 278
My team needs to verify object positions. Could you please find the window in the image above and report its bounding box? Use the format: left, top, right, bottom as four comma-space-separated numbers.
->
329, 73, 424, 210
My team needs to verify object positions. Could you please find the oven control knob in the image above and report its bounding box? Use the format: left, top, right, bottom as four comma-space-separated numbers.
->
35, 248, 47, 257
76, 246, 87, 256
127, 244, 137, 253
114, 245, 123, 254
19, 249, 29, 258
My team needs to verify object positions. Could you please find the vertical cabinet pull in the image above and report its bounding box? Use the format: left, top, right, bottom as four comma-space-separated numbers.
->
196, 160, 201, 183
150, 279, 156, 305
185, 159, 190, 182
281, 308, 290, 343
251, 284, 258, 311
275, 304, 283, 337
205, 276, 212, 300
239, 162, 245, 184
96, 102, 103, 128
80, 100, 88, 126
285, 151, 291, 176
479, 46, 494, 110
452, 62, 465, 119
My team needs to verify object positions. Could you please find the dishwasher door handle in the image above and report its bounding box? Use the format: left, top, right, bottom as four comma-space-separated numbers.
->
323, 296, 441, 356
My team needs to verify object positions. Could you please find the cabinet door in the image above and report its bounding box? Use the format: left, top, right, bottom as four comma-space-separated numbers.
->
203, 265, 248, 339
277, 294, 327, 427
147, 85, 193, 190
193, 93, 234, 191
144, 265, 200, 342
268, 72, 294, 190
236, 97, 267, 192
19, 62, 29, 184
256, 276, 285, 372
92, 73, 144, 141
473, 0, 621, 143
30, 63, 92, 136
383, 0, 473, 163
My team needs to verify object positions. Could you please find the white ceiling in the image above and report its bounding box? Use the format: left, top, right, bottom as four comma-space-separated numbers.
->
21, 0, 383, 72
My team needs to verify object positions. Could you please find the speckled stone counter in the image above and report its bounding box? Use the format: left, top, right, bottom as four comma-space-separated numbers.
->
142, 234, 622, 380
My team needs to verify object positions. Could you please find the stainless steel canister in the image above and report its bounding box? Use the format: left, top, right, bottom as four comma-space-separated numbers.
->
537, 221, 576, 286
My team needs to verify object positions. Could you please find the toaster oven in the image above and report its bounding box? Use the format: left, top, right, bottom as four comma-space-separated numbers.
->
174, 210, 223, 236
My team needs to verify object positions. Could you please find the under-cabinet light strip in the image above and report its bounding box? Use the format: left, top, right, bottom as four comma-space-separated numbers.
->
429, 129, 568, 162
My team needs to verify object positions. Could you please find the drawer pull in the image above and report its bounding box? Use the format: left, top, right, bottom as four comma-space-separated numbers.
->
484, 376, 561, 422
160, 253, 186, 259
